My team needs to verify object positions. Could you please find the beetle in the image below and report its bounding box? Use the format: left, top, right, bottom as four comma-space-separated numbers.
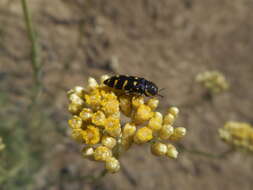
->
103, 75, 163, 97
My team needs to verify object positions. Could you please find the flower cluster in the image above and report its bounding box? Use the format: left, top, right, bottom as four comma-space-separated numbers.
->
67, 75, 186, 173
219, 121, 253, 152
0, 137, 5, 151
196, 70, 229, 94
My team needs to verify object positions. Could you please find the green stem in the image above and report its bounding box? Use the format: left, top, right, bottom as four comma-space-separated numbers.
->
0, 161, 26, 184
21, 0, 42, 103
96, 169, 108, 179
74, 169, 107, 183
178, 144, 234, 159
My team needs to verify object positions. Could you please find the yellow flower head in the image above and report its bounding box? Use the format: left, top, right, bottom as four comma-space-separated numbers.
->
148, 112, 163, 131
196, 70, 229, 94
68, 103, 83, 114
100, 88, 117, 99
68, 116, 83, 129
94, 146, 112, 161
71, 128, 84, 143
91, 110, 106, 126
169, 127, 187, 141
119, 95, 132, 116
166, 144, 178, 159
159, 124, 174, 140
102, 135, 117, 149
84, 89, 102, 110
105, 157, 120, 173
151, 142, 168, 156
79, 108, 93, 122
104, 117, 121, 137
101, 99, 120, 116
68, 93, 84, 105
132, 96, 144, 108
134, 104, 153, 124
163, 113, 175, 125
81, 125, 101, 145
147, 98, 159, 110
123, 123, 136, 138
134, 127, 153, 144
67, 75, 186, 173
67, 86, 85, 98
219, 121, 253, 152
167, 106, 179, 117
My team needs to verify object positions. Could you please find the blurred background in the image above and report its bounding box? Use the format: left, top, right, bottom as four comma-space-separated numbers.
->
0, 0, 253, 189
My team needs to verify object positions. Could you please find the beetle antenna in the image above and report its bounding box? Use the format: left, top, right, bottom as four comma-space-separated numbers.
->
159, 88, 166, 92
157, 88, 165, 98
157, 94, 164, 98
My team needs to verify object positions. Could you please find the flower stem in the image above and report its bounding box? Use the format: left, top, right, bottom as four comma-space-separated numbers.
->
178, 144, 234, 159
21, 0, 42, 104
96, 169, 108, 179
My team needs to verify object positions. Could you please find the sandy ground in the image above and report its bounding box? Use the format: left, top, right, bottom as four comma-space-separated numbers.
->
1, 0, 253, 189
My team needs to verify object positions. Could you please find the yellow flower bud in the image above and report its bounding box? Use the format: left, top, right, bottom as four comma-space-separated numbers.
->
68, 116, 83, 129
104, 117, 121, 137
219, 121, 253, 151
148, 112, 163, 131
84, 90, 101, 109
163, 113, 175, 125
102, 136, 117, 149
110, 112, 121, 119
88, 77, 99, 90
134, 104, 153, 124
147, 98, 159, 110
68, 93, 84, 105
134, 127, 153, 144
100, 75, 110, 84
196, 70, 229, 94
100, 90, 118, 100
121, 123, 136, 150
151, 142, 168, 156
123, 123, 136, 138
102, 99, 120, 116
71, 128, 83, 142
105, 157, 120, 173
82, 146, 94, 159
81, 125, 101, 145
67, 86, 85, 98
68, 103, 83, 114
79, 108, 93, 121
132, 96, 144, 108
159, 125, 174, 140
119, 95, 132, 116
168, 106, 179, 117
166, 144, 178, 159
94, 146, 112, 161
169, 127, 187, 140
91, 111, 106, 126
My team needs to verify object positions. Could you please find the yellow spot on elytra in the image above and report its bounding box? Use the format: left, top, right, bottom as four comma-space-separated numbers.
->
123, 80, 128, 89
113, 80, 118, 87
133, 81, 138, 86
145, 89, 152, 96
106, 79, 111, 85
